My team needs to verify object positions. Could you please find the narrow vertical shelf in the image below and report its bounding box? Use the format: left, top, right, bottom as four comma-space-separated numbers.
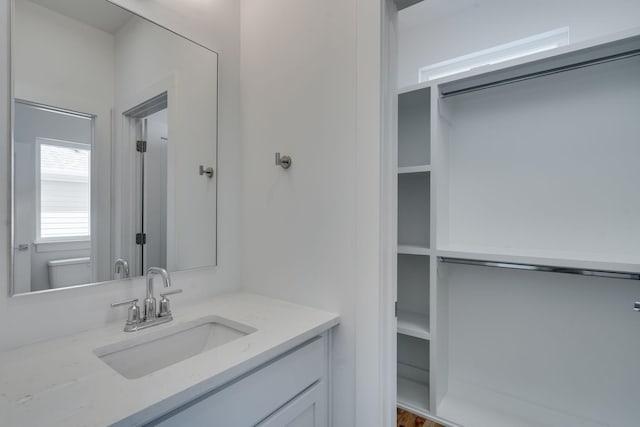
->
397, 85, 432, 415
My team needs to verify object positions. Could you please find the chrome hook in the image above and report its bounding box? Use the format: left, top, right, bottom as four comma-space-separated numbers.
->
199, 165, 214, 178
275, 152, 292, 169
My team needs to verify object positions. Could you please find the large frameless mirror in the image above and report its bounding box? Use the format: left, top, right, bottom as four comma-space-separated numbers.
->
10, 0, 218, 295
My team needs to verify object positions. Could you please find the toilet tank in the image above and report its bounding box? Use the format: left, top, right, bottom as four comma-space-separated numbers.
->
47, 257, 92, 288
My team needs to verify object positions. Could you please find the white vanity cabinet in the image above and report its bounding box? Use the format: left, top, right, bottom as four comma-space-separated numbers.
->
145, 335, 328, 427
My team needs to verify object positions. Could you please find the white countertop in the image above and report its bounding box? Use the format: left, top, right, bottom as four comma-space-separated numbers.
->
0, 292, 339, 427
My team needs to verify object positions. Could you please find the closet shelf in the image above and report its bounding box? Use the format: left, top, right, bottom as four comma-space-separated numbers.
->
438, 31, 640, 98
397, 311, 430, 341
436, 247, 640, 276
437, 381, 605, 427
398, 165, 431, 174
398, 245, 431, 256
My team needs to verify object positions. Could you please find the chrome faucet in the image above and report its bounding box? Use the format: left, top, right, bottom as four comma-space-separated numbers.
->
114, 258, 130, 279
144, 267, 172, 320
110, 266, 182, 332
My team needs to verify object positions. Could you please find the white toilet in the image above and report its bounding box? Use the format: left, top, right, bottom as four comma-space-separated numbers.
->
47, 257, 92, 288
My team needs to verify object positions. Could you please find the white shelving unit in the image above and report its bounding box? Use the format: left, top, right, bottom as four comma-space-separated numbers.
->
395, 28, 640, 427
396, 86, 432, 416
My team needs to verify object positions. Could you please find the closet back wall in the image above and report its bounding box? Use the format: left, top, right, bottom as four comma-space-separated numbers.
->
445, 264, 640, 427
398, 0, 640, 87
441, 55, 640, 259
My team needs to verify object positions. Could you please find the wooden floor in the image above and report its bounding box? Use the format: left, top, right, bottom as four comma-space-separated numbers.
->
397, 408, 445, 427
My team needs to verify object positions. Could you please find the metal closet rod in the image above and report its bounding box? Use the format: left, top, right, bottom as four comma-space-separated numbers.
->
438, 257, 640, 281
440, 48, 640, 98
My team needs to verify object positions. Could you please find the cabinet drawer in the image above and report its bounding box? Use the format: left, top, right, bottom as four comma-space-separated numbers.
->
256, 382, 325, 427
147, 336, 325, 427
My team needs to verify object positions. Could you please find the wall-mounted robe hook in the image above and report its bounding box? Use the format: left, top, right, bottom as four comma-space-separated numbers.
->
199, 165, 214, 178
275, 152, 292, 169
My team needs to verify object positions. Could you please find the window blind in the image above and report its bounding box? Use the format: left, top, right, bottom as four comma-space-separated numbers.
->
39, 142, 90, 239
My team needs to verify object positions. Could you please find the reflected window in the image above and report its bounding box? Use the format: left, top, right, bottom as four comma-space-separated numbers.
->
37, 138, 91, 240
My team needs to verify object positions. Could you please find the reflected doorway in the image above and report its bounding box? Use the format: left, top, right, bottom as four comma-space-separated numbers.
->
123, 92, 168, 277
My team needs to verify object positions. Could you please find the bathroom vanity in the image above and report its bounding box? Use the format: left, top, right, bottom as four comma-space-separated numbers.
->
0, 293, 339, 426
1, 2, 338, 425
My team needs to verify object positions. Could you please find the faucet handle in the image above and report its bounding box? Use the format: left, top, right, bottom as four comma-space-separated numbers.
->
111, 298, 138, 308
158, 289, 182, 318
160, 289, 183, 298
111, 298, 141, 327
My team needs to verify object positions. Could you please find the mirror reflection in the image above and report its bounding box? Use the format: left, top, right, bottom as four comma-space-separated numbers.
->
11, 0, 218, 294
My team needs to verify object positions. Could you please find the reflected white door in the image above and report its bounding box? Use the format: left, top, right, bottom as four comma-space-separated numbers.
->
143, 109, 168, 270
13, 141, 32, 294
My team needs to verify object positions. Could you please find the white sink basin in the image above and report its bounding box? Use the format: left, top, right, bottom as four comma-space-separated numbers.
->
94, 316, 256, 379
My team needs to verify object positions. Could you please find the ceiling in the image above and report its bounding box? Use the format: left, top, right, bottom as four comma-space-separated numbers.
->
27, 0, 133, 34
399, 0, 481, 30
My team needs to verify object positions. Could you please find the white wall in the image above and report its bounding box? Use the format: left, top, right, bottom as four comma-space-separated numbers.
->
398, 0, 640, 87
239, 0, 386, 425
239, 2, 356, 423
0, 0, 242, 351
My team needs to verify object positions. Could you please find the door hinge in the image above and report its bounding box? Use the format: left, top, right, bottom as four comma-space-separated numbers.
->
136, 233, 146, 245
395, 301, 398, 318
136, 140, 147, 153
